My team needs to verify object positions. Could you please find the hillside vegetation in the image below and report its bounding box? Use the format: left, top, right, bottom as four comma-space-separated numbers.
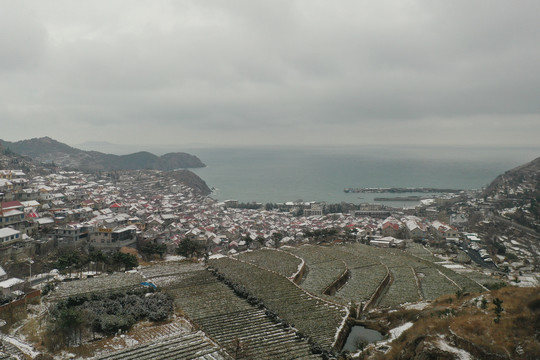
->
379, 287, 540, 360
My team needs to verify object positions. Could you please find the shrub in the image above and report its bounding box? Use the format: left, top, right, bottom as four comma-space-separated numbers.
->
485, 281, 507, 290
527, 297, 540, 312
48, 288, 173, 345
97, 314, 135, 335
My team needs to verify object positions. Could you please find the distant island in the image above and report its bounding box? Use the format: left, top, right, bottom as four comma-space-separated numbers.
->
0, 136, 206, 171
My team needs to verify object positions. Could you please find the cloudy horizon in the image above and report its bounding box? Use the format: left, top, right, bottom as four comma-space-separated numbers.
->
1, 1, 540, 148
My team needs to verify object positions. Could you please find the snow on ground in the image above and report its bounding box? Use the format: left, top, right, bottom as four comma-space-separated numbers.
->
2, 335, 40, 358
404, 302, 430, 311
374, 321, 415, 355
148, 274, 179, 287
164, 254, 186, 261
516, 276, 538, 287
209, 254, 227, 259
388, 322, 413, 341
436, 335, 473, 360
442, 264, 466, 270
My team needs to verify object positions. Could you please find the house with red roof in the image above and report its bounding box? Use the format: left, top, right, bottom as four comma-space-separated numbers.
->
109, 202, 126, 213
381, 216, 402, 238
431, 220, 460, 240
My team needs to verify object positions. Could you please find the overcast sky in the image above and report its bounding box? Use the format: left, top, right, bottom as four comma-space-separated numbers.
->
1, 1, 540, 149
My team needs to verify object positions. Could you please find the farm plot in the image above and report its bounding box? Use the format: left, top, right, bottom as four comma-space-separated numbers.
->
284, 245, 347, 295
336, 263, 388, 303
323, 245, 388, 303
50, 272, 144, 300
140, 261, 207, 279
140, 262, 210, 288
405, 243, 441, 262
460, 270, 498, 288
209, 257, 348, 350
150, 265, 322, 359
434, 264, 485, 293
338, 243, 387, 264
93, 330, 227, 360
235, 248, 302, 277
167, 270, 253, 319
378, 264, 421, 308
345, 243, 485, 304
413, 266, 460, 300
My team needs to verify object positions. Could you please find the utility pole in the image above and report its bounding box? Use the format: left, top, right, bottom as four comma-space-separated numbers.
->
27, 259, 34, 290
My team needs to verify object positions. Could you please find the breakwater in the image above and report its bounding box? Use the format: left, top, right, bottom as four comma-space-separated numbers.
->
344, 187, 462, 193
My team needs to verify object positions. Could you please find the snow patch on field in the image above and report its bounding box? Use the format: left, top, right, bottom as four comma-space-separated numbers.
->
405, 301, 430, 310
388, 322, 413, 341
164, 254, 186, 261
516, 276, 538, 287
442, 264, 466, 270
436, 336, 473, 360
2, 334, 40, 358
150, 274, 180, 287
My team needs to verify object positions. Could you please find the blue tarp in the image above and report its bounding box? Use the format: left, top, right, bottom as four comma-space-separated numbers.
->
140, 282, 157, 289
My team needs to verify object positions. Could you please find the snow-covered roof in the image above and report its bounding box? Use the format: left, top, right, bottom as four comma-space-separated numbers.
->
0, 277, 24, 289
0, 227, 20, 238
36, 218, 55, 225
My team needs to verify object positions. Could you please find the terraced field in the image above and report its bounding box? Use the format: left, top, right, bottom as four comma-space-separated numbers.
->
434, 263, 485, 292
93, 330, 226, 360
50, 272, 144, 300
235, 248, 302, 278
284, 245, 347, 295
404, 242, 442, 262
332, 245, 388, 305
413, 266, 460, 300
208, 257, 348, 350
460, 270, 499, 287
250, 243, 487, 309
146, 262, 323, 359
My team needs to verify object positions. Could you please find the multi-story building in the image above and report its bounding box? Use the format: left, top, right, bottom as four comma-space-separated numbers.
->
0, 201, 25, 230
54, 224, 90, 246
0, 227, 21, 245
90, 225, 137, 250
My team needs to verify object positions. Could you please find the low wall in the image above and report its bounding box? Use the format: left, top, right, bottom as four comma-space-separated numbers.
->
363, 264, 392, 312
291, 261, 307, 285
0, 289, 41, 314
334, 317, 356, 351
322, 265, 350, 296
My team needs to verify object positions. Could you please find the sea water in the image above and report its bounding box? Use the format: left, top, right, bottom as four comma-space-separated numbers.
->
188, 145, 539, 205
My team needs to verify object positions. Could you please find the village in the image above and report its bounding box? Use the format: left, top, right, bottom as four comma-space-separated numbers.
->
0, 163, 537, 297
0, 163, 539, 359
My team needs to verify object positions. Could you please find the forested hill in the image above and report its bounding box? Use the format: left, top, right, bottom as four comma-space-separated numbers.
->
0, 137, 206, 171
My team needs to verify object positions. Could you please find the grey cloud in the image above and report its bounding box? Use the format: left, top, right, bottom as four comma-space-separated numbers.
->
0, 1, 539, 147
0, 3, 47, 72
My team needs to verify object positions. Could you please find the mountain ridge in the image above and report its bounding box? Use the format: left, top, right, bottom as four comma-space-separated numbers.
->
484, 155, 540, 231
0, 137, 206, 171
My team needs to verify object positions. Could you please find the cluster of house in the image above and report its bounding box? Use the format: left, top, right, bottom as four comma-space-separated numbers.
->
0, 166, 472, 265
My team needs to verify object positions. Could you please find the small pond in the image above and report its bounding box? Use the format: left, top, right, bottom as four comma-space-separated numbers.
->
342, 325, 384, 352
